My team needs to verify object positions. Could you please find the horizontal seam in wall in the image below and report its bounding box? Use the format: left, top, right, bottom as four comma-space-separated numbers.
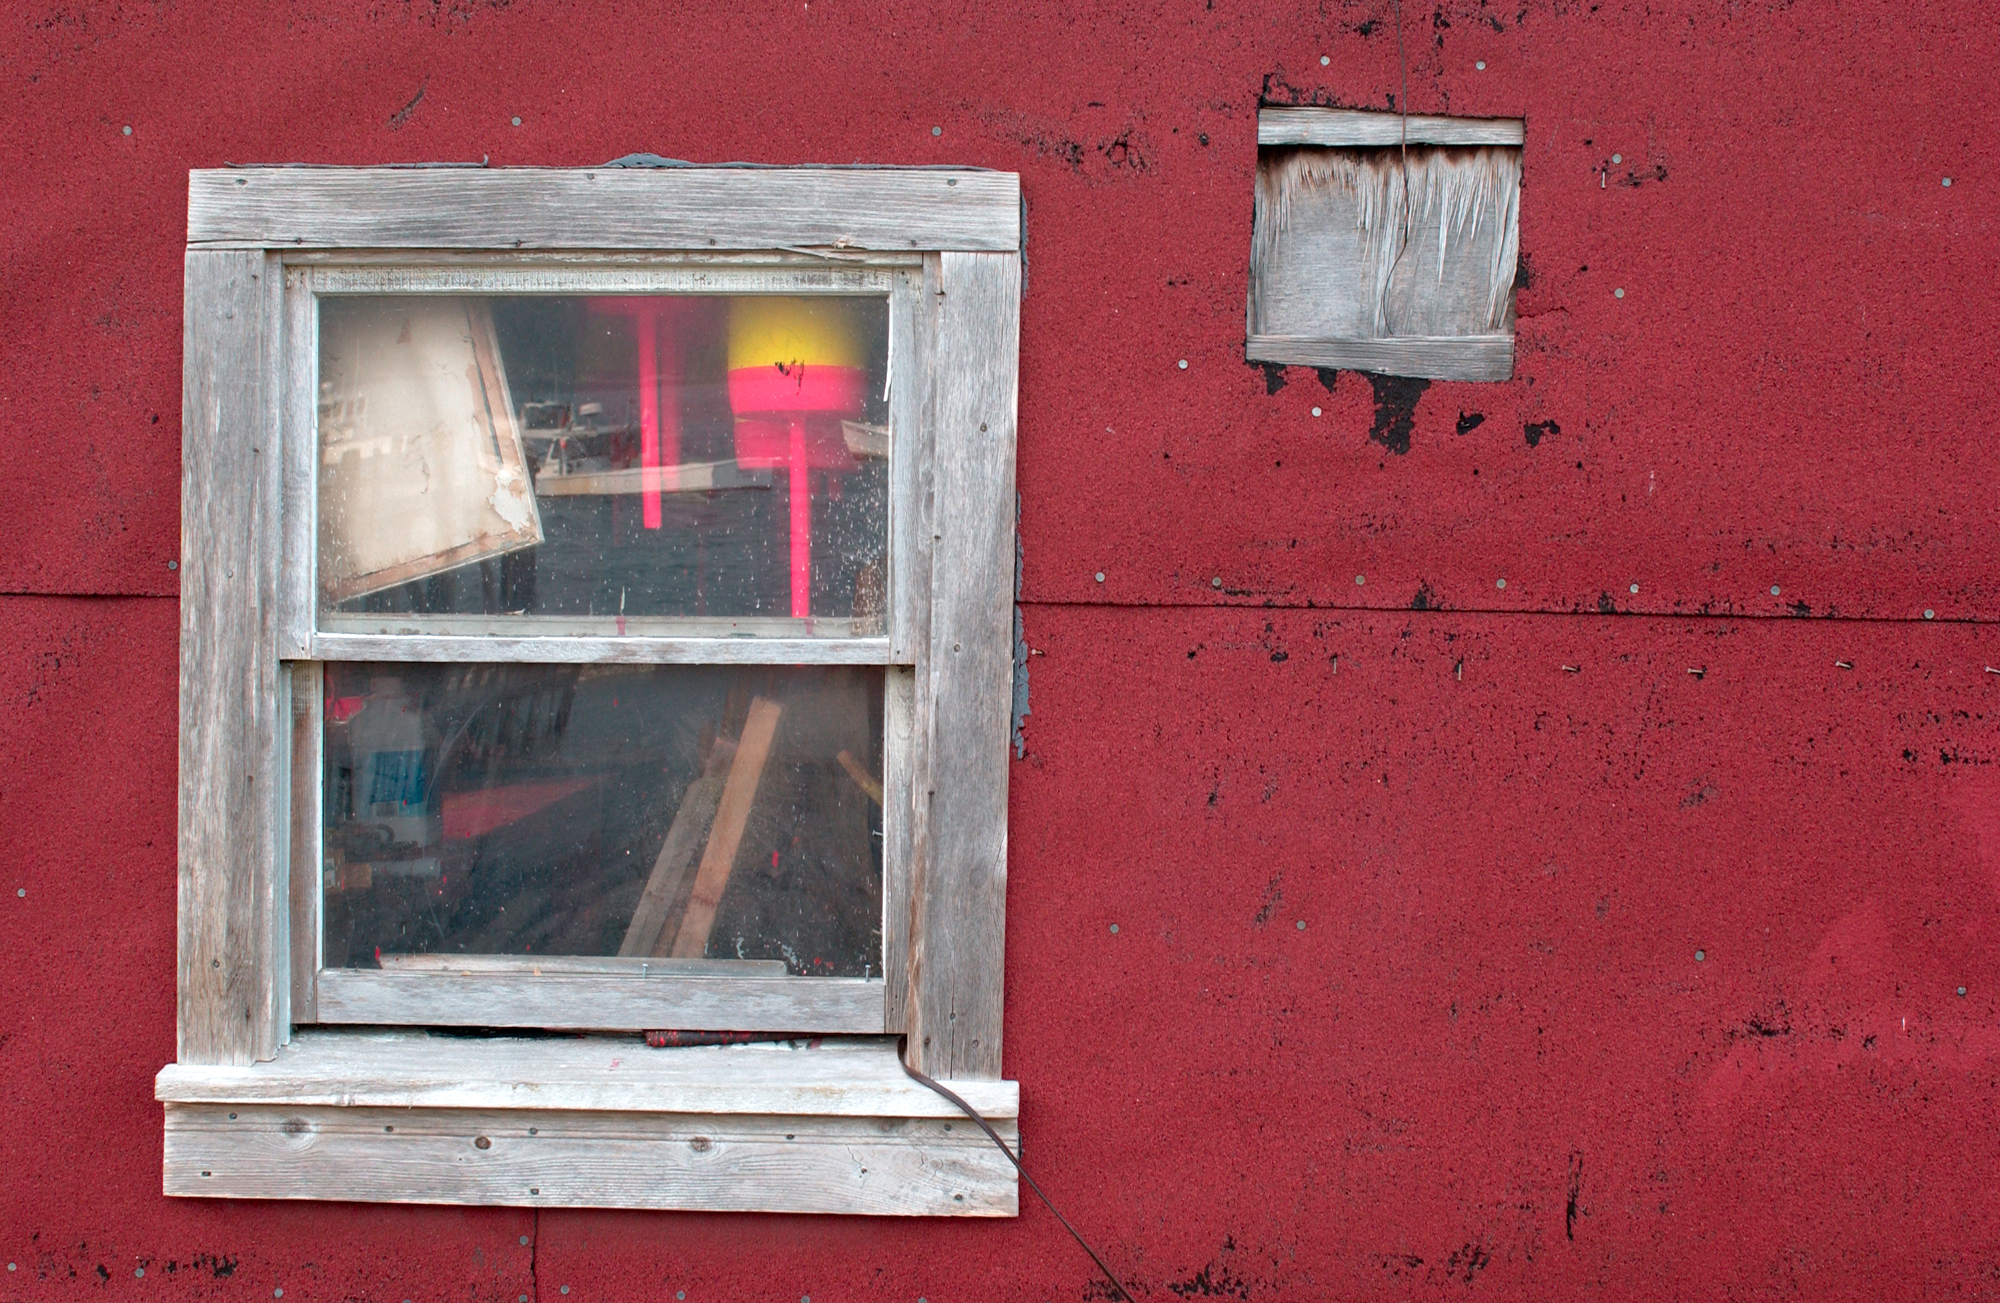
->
1014, 598, 1988, 626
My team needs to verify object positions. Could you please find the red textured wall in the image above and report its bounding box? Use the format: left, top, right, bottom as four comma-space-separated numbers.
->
3, 1, 1998, 1299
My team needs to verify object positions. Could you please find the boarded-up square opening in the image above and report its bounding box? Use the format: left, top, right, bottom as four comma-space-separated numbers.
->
1248, 108, 1523, 382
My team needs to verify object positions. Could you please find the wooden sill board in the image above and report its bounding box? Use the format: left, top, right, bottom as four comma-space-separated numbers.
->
156, 1030, 1018, 1118
162, 1103, 1016, 1214
157, 1033, 1019, 1214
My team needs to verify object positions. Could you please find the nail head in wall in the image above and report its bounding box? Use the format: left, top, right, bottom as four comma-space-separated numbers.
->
1629, 583, 1639, 594
1943, 177, 1952, 187
932, 126, 942, 136
1925, 609, 1936, 619
1496, 578, 1506, 589
511, 116, 522, 126
1476, 60, 1487, 69
15, 888, 22, 897
1178, 358, 1188, 369
1094, 571, 1105, 583
1320, 55, 1330, 65
1109, 923, 1119, 933
1959, 986, 1969, 996
1311, 406, 1323, 416
519, 1237, 529, 1246
1355, 575, 1365, 585
1614, 288, 1625, 298
1770, 585, 1781, 596
1212, 577, 1223, 588
1296, 919, 1307, 930
1695, 949, 1706, 961
168, 559, 179, 570
1611, 153, 1621, 164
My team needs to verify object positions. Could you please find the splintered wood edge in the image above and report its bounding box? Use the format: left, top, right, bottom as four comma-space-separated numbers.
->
162, 1104, 1018, 1215
1257, 107, 1525, 148
1245, 334, 1515, 382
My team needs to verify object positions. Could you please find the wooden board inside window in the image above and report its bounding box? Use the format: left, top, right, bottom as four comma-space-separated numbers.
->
317, 297, 543, 603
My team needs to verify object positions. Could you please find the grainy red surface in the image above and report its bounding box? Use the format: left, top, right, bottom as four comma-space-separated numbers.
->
3, 1, 1998, 1299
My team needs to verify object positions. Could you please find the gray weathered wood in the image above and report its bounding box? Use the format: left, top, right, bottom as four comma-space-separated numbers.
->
377, 955, 785, 976
188, 169, 1021, 252
306, 262, 896, 296
179, 249, 286, 1066
904, 252, 1018, 1081
1245, 333, 1514, 381
287, 662, 321, 1025
156, 1029, 1017, 1117
286, 249, 924, 270
887, 270, 927, 663
308, 632, 895, 664
315, 971, 887, 1032
162, 1104, 1015, 1215
1258, 107, 1525, 147
278, 270, 315, 656
879, 667, 916, 1032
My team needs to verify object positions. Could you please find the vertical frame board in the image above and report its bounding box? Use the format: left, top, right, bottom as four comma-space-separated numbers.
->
179, 249, 287, 1065
904, 251, 1020, 1080
288, 661, 322, 1025
277, 268, 316, 658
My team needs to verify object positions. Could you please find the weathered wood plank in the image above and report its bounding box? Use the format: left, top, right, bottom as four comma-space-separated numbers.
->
1258, 107, 1524, 147
880, 666, 916, 1032
308, 632, 895, 664
188, 169, 1021, 252
163, 1104, 1015, 1215
670, 696, 784, 959
277, 270, 314, 656
618, 746, 732, 958
179, 249, 285, 1066
156, 1029, 1018, 1118
905, 252, 1019, 1081
314, 971, 887, 1032
1245, 333, 1514, 381
286, 661, 321, 1026
305, 262, 896, 295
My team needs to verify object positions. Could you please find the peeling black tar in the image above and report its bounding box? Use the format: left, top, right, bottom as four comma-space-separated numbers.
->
1315, 367, 1339, 393
1596, 591, 1616, 613
387, 85, 425, 130
1514, 250, 1536, 290
1455, 411, 1486, 435
1411, 582, 1437, 611
1367, 373, 1429, 455
1524, 419, 1560, 448
1566, 1153, 1584, 1240
1258, 361, 1289, 395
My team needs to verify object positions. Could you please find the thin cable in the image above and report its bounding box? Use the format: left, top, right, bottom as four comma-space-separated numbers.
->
899, 1042, 1138, 1303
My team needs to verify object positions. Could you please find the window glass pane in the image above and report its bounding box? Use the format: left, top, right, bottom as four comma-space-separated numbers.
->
320, 662, 885, 977
316, 294, 891, 637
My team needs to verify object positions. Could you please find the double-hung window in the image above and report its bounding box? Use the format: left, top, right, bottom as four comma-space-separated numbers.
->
158, 164, 1023, 1216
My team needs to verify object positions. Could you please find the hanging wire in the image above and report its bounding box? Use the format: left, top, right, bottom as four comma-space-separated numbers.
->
899, 1041, 1139, 1303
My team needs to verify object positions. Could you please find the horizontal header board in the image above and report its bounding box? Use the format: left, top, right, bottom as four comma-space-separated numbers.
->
188, 167, 1021, 251
1257, 107, 1526, 148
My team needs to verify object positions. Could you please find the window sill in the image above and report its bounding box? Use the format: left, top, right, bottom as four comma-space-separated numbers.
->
1245, 333, 1515, 383
155, 1031, 1019, 1216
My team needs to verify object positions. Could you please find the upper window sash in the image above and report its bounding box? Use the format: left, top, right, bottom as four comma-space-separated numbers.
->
282, 261, 928, 665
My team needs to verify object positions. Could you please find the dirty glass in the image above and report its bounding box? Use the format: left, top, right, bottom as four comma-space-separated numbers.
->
320, 662, 885, 976
315, 294, 891, 637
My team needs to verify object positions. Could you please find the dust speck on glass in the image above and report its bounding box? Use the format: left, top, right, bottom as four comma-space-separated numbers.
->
314, 292, 892, 978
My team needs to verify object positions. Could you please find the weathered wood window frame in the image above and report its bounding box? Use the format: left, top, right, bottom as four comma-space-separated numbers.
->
1247, 107, 1524, 382
159, 165, 1023, 1216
